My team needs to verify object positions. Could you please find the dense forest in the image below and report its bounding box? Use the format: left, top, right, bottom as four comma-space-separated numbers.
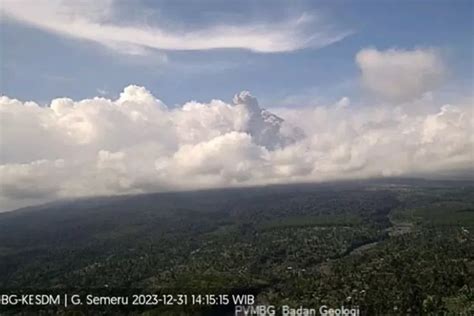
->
0, 179, 472, 315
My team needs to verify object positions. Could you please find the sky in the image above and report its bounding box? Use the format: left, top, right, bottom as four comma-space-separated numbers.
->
0, 0, 473, 211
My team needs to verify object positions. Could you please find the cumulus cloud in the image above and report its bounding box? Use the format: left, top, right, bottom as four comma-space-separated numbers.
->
1, 86, 472, 210
1, 0, 349, 54
356, 48, 445, 101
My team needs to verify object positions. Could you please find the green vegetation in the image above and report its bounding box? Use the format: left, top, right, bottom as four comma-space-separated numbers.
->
0, 179, 472, 314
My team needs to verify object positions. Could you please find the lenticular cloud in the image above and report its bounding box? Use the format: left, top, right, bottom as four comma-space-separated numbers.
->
0, 85, 472, 210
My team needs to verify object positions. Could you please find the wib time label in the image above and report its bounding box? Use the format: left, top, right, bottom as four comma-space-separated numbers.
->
0, 293, 255, 307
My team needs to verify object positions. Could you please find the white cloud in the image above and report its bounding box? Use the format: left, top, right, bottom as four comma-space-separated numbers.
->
1, 86, 472, 211
1, 0, 349, 54
356, 48, 445, 101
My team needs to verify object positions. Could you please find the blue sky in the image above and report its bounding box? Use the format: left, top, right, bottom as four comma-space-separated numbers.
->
1, 0, 473, 210
1, 0, 473, 107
